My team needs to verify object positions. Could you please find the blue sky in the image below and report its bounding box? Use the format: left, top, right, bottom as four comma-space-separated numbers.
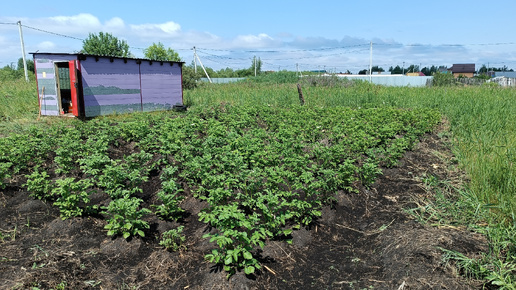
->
1, 0, 515, 73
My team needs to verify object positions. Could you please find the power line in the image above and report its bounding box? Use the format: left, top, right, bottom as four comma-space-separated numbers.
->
3, 23, 516, 71
21, 24, 85, 41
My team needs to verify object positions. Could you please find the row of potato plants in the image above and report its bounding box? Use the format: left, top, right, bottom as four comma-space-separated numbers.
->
0, 104, 440, 276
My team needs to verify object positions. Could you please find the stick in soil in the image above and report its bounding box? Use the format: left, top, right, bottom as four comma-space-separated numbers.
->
297, 84, 305, 105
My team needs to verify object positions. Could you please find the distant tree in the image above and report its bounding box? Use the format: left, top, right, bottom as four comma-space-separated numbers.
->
182, 63, 202, 90
233, 57, 262, 77
358, 69, 367, 75
478, 64, 514, 73
251, 56, 262, 76
421, 65, 439, 76
17, 58, 35, 74
144, 42, 181, 62
405, 64, 419, 73
371, 66, 384, 72
217, 67, 238, 78
81, 32, 131, 57
0, 65, 22, 81
389, 65, 403, 74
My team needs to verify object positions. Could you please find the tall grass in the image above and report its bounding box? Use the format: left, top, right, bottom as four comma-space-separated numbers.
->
0, 79, 38, 121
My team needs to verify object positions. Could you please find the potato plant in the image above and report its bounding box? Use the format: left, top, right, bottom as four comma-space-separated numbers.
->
160, 226, 186, 251
0, 102, 441, 277
24, 169, 52, 200
153, 166, 184, 220
103, 197, 151, 239
52, 178, 97, 219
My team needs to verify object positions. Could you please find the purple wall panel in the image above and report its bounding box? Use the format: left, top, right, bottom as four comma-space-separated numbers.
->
83, 94, 142, 106
80, 57, 142, 116
140, 62, 182, 106
80, 58, 141, 89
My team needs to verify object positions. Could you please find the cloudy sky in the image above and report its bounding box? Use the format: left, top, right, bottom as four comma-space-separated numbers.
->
1, 0, 515, 73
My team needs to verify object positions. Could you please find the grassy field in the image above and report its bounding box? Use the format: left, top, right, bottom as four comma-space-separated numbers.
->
1, 76, 515, 286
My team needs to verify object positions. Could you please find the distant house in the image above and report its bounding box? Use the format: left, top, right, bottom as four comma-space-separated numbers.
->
32, 52, 184, 118
406, 72, 426, 76
494, 71, 516, 78
448, 64, 475, 78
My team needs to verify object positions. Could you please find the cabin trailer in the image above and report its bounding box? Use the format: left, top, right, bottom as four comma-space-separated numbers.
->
32, 53, 184, 118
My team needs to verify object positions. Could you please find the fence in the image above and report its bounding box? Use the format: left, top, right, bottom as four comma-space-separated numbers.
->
337, 75, 432, 87
488, 77, 516, 87
200, 78, 246, 84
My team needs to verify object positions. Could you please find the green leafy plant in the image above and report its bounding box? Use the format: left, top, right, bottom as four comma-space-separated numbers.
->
24, 169, 52, 200
103, 197, 151, 239
360, 159, 382, 187
159, 226, 186, 251
200, 203, 266, 277
153, 166, 185, 220
95, 151, 152, 199
0, 161, 12, 189
52, 178, 96, 219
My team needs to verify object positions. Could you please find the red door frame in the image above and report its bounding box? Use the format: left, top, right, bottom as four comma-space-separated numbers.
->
68, 60, 80, 117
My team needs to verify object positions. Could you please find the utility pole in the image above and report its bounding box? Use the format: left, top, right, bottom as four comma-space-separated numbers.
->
193, 46, 197, 74
17, 21, 29, 82
193, 48, 211, 83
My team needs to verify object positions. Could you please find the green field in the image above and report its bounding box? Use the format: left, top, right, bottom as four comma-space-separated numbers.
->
1, 76, 515, 286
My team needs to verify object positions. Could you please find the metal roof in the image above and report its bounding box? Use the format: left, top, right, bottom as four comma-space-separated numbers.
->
450, 63, 475, 73
30, 52, 184, 65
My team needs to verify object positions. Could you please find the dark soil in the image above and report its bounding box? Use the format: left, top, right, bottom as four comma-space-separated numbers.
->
0, 128, 488, 289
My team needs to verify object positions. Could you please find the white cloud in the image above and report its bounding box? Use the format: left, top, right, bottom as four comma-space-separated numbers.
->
130, 21, 181, 38
232, 33, 276, 48
49, 13, 102, 28
105, 17, 125, 31
37, 41, 56, 50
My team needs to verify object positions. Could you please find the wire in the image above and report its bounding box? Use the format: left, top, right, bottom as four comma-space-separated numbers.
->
21, 24, 85, 41
4, 23, 516, 71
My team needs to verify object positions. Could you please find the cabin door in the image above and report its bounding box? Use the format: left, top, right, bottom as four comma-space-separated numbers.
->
68, 60, 80, 117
